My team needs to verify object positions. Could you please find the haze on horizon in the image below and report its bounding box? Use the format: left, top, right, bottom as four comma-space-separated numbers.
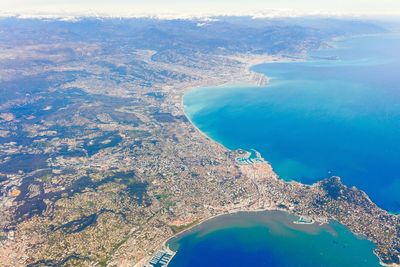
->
2, 0, 400, 17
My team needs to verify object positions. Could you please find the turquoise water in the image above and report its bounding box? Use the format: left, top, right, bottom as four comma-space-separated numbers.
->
168, 211, 380, 267
184, 34, 400, 212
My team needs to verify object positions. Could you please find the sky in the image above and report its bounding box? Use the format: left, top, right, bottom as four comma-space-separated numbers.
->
1, 0, 400, 17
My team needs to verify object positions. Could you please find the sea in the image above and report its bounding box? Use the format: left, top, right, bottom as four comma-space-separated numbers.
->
174, 33, 400, 266
184, 33, 400, 212
168, 211, 380, 267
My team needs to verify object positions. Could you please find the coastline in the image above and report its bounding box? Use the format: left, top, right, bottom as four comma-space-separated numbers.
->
163, 210, 398, 267
148, 208, 298, 267
140, 56, 284, 267
178, 55, 283, 152
138, 51, 399, 267
151, 54, 397, 267
2, 20, 399, 267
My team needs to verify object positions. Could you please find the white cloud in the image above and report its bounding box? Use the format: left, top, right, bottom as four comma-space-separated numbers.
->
1, 0, 400, 18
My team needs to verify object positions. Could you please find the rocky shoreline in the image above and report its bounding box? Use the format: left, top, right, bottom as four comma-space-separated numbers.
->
138, 55, 400, 267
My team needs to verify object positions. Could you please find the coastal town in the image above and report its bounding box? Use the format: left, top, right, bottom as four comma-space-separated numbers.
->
0, 17, 398, 267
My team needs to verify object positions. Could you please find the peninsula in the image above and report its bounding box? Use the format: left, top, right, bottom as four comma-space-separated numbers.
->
0, 17, 398, 267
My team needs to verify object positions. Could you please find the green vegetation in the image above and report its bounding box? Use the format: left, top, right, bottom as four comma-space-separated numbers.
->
100, 235, 130, 267
125, 130, 151, 139
155, 193, 176, 208
170, 220, 200, 234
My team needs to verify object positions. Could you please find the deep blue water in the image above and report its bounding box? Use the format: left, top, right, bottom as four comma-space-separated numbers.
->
184, 34, 400, 212
168, 211, 380, 267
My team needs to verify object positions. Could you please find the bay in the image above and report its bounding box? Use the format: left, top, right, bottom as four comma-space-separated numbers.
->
184, 34, 400, 212
168, 211, 380, 267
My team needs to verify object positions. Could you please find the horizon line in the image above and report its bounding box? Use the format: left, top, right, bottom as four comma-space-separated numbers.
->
1, 12, 400, 22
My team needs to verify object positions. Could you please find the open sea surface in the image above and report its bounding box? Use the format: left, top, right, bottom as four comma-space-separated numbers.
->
176, 33, 400, 267
184, 33, 400, 212
168, 211, 380, 267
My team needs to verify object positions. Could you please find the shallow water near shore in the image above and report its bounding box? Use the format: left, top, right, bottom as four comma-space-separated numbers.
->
167, 211, 380, 267
184, 33, 400, 212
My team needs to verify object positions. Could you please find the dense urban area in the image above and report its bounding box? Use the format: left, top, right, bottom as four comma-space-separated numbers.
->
0, 17, 398, 266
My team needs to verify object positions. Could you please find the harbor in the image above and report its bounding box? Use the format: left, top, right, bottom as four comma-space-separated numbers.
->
235, 149, 265, 165
145, 248, 176, 267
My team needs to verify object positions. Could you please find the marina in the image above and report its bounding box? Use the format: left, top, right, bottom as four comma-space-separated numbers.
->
235, 149, 265, 165
146, 248, 176, 267
166, 211, 380, 267
293, 216, 315, 225
184, 33, 400, 212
